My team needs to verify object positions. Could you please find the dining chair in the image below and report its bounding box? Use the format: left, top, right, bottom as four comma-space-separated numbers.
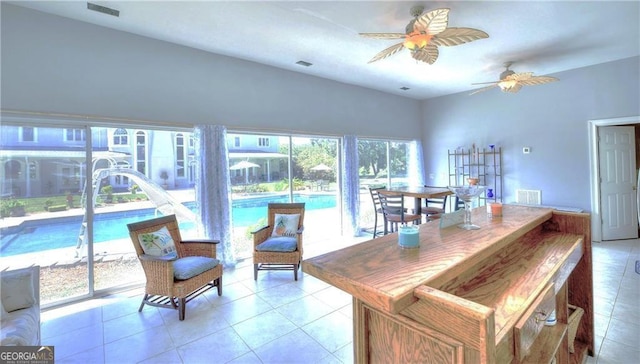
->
422, 185, 448, 221
377, 191, 422, 233
368, 186, 386, 237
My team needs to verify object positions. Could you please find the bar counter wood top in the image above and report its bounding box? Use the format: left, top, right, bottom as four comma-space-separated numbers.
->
303, 205, 553, 314
302, 204, 594, 363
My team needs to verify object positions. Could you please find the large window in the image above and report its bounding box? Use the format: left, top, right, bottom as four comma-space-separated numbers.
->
1, 120, 415, 305
229, 133, 340, 260
0, 123, 197, 306
357, 139, 413, 236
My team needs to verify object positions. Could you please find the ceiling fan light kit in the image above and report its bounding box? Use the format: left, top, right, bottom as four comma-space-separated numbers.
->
359, 7, 488, 65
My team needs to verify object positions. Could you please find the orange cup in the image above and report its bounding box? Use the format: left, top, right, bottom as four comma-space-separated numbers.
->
490, 202, 503, 217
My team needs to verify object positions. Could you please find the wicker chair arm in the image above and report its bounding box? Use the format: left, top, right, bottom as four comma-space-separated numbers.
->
181, 239, 220, 244
252, 226, 271, 248
138, 258, 175, 293
252, 225, 270, 234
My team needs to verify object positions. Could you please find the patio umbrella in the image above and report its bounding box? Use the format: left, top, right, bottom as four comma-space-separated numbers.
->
310, 163, 332, 171
230, 160, 260, 184
229, 160, 260, 170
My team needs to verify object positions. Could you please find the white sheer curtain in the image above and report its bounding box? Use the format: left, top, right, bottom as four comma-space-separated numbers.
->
342, 135, 360, 236
408, 140, 426, 187
194, 124, 236, 266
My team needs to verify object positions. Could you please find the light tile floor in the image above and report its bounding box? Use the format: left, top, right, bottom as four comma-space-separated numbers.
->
42, 237, 639, 363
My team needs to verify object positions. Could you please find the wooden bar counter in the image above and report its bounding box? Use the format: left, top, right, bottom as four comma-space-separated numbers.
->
302, 205, 594, 364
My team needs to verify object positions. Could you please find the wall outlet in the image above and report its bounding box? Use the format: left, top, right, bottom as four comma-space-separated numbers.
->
523, 147, 531, 154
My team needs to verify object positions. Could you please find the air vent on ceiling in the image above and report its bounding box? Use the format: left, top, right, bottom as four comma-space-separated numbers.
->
295, 61, 313, 67
87, 2, 120, 17
400, 87, 410, 91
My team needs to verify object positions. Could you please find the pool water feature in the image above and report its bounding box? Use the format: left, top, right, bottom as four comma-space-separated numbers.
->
1, 193, 336, 257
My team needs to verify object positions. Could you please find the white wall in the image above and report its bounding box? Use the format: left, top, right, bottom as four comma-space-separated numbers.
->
0, 4, 421, 138
421, 56, 640, 212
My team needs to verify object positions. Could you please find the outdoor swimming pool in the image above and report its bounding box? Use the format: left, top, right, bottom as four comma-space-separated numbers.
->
0, 193, 336, 256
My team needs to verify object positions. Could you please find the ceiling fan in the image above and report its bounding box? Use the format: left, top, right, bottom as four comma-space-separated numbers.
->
359, 6, 488, 65
470, 62, 559, 95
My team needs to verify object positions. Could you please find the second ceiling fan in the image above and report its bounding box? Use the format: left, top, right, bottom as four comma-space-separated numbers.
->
470, 62, 559, 95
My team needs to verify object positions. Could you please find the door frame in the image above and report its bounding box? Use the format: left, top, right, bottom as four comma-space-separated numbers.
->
589, 116, 640, 242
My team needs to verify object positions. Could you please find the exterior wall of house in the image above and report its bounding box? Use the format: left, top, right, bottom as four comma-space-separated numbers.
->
227, 134, 280, 154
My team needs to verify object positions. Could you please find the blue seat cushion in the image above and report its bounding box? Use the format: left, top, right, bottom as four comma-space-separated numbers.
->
256, 236, 297, 252
173, 256, 220, 280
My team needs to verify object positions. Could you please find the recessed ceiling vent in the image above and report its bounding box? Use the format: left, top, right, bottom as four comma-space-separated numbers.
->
295, 61, 313, 67
87, 2, 120, 17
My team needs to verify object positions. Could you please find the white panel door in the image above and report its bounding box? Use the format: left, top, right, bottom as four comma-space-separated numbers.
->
599, 126, 638, 240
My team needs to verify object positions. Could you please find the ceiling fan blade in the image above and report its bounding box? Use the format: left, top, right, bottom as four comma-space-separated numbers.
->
414, 8, 449, 35
508, 72, 533, 81
431, 27, 490, 47
359, 32, 406, 40
518, 75, 559, 86
367, 42, 405, 63
469, 84, 499, 95
471, 81, 500, 85
506, 83, 523, 93
411, 44, 439, 64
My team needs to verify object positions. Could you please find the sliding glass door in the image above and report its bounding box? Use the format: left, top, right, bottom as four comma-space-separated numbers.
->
357, 139, 413, 237
228, 133, 340, 260
0, 123, 197, 306
1, 124, 91, 304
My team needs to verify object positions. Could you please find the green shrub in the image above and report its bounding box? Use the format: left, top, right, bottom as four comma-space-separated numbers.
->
47, 204, 68, 212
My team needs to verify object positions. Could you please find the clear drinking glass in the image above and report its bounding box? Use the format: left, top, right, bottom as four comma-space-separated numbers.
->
449, 185, 486, 230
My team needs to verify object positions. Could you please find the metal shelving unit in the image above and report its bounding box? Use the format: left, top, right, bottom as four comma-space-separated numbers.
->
448, 146, 502, 206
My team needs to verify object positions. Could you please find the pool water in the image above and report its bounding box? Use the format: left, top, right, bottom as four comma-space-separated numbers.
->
0, 193, 336, 257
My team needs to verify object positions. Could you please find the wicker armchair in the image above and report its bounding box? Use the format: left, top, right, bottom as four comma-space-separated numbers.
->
252, 203, 305, 280
127, 214, 223, 321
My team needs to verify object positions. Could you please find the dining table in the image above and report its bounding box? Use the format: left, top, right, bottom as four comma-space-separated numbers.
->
380, 186, 453, 215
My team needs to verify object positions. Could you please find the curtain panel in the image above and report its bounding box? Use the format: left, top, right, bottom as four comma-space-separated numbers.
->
409, 140, 426, 187
342, 135, 360, 236
194, 124, 236, 266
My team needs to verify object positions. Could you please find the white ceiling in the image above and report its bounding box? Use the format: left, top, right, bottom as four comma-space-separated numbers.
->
10, 1, 640, 99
